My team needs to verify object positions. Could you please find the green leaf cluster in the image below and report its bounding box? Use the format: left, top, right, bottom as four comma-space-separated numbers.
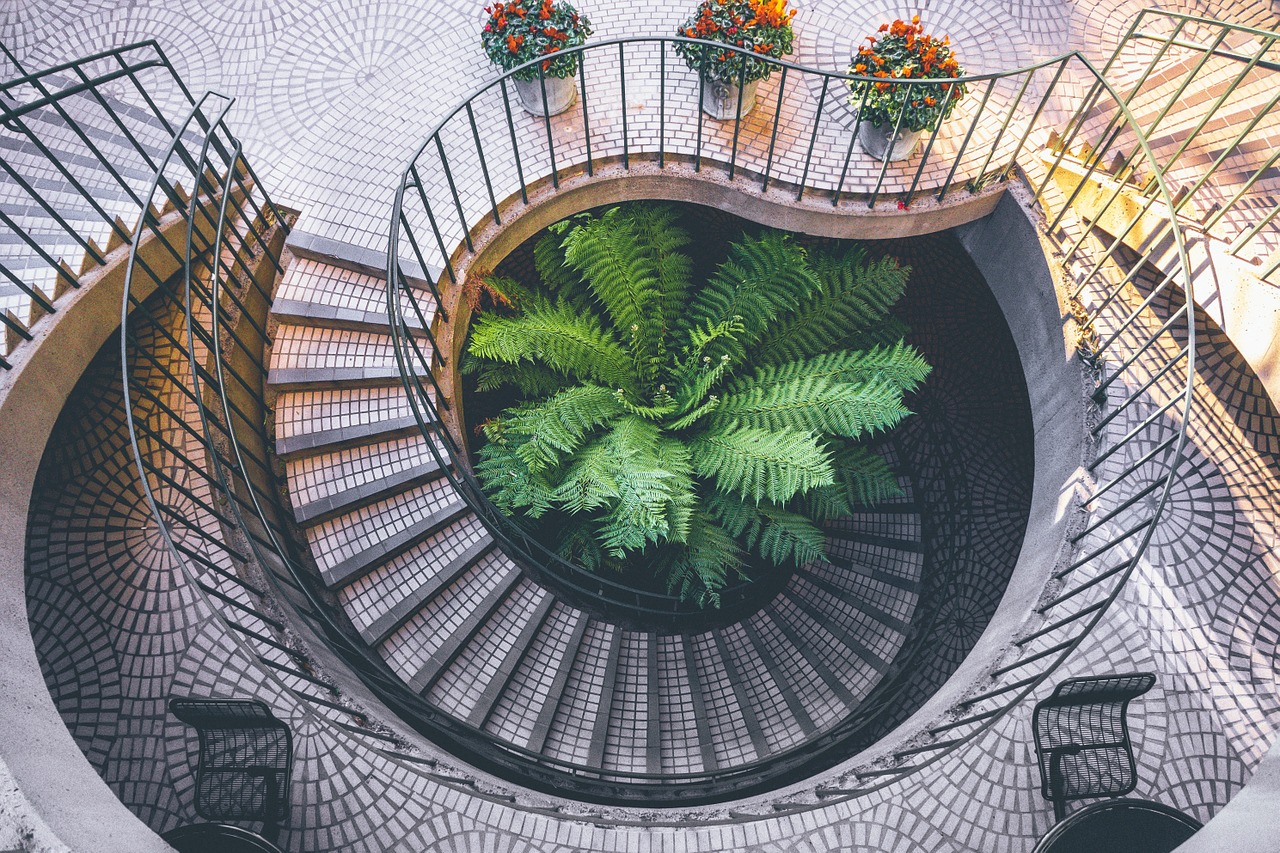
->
465, 203, 930, 606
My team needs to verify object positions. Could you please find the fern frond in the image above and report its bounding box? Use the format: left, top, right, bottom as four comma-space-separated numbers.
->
654, 435, 695, 543
706, 493, 828, 566
470, 360, 569, 397
553, 440, 621, 515
467, 300, 635, 392
691, 424, 833, 504
534, 231, 581, 293
849, 316, 911, 351
710, 373, 912, 439
665, 510, 743, 606
556, 516, 605, 571
755, 251, 909, 365
797, 484, 854, 521
588, 417, 681, 555
831, 442, 905, 506
561, 208, 665, 385
497, 384, 622, 472
474, 439, 557, 517
681, 231, 820, 364
729, 343, 932, 396
630, 204, 693, 334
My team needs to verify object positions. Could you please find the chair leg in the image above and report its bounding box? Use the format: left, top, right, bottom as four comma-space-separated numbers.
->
1052, 797, 1066, 823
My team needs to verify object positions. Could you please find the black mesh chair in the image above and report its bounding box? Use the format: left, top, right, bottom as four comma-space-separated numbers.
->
170, 697, 293, 839
1032, 673, 1156, 820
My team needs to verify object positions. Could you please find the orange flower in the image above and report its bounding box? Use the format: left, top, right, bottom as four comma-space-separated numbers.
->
506, 34, 524, 53
925, 96, 936, 106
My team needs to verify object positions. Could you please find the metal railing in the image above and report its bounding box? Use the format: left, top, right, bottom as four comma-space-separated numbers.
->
11, 6, 1276, 821
378, 15, 1249, 804
0, 41, 200, 369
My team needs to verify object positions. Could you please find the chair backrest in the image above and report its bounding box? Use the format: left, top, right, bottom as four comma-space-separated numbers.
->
170, 697, 293, 823
1032, 673, 1156, 807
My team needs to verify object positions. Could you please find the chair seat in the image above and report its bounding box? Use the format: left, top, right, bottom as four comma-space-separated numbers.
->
162, 822, 285, 853
1031, 798, 1201, 853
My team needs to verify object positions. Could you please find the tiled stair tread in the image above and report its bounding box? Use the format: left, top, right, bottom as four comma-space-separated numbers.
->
600, 633, 658, 774
584, 628, 624, 768
320, 499, 471, 588
689, 634, 760, 767
450, 590, 557, 726
526, 613, 591, 754
780, 588, 892, 673
796, 566, 914, 632
481, 605, 583, 746
768, 602, 880, 703
828, 554, 923, 592
748, 611, 851, 729
271, 297, 430, 333
291, 456, 446, 525
307, 465, 463, 572
362, 535, 496, 645
543, 621, 619, 765
273, 384, 425, 441
406, 564, 524, 694
823, 528, 925, 553
788, 577, 906, 656
267, 365, 420, 388
709, 630, 777, 758
274, 414, 424, 458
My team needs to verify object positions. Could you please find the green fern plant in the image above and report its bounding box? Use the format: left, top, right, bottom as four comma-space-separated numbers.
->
463, 204, 930, 607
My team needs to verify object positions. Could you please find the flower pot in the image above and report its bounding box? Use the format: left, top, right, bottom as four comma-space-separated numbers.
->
700, 76, 759, 120
857, 120, 922, 161
513, 75, 577, 117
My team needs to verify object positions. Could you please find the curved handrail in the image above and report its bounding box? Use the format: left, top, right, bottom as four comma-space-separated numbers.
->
381, 27, 1200, 804
385, 36, 1090, 628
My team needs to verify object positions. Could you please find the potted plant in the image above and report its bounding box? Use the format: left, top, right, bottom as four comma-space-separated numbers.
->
848, 16, 966, 161
482, 0, 593, 116
462, 203, 930, 607
675, 0, 797, 120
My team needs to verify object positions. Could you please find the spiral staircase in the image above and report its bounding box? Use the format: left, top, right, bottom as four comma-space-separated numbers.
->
3, 7, 1280, 852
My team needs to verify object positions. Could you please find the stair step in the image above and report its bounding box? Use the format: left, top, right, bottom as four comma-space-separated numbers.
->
272, 297, 429, 334
320, 499, 470, 588
780, 588, 892, 673
291, 455, 446, 526
273, 384, 432, 459
267, 326, 432, 390
796, 566, 913, 634
363, 535, 496, 646
267, 365, 421, 389
527, 613, 590, 754
274, 414, 424, 459
406, 562, 524, 693
453, 590, 557, 726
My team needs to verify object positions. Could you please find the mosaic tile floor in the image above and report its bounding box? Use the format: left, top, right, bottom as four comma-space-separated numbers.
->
10, 0, 1280, 850
5, 0, 1277, 253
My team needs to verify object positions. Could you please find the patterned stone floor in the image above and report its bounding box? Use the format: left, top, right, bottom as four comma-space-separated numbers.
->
5, 0, 1277, 254
9, 0, 1280, 851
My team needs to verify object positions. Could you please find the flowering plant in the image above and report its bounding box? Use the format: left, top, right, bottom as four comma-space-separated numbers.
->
848, 17, 966, 132
674, 0, 797, 85
482, 0, 593, 81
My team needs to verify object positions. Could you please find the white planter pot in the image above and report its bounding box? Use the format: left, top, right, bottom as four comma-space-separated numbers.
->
857, 120, 923, 161
513, 75, 577, 117
701, 77, 759, 120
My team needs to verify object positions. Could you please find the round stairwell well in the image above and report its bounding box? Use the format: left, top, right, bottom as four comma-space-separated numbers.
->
263, 200, 1037, 802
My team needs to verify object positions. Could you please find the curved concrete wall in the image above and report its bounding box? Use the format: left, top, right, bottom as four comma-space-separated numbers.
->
0, 218, 200, 853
